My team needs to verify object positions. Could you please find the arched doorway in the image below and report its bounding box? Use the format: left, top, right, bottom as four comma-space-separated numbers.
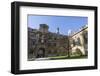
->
36, 48, 45, 58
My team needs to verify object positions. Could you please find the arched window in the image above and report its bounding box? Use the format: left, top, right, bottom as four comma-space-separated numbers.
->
77, 37, 81, 45
75, 37, 81, 46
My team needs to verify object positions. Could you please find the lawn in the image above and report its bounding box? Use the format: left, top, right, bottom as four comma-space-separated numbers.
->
48, 55, 87, 60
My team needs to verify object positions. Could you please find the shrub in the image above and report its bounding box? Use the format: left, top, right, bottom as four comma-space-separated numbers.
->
71, 48, 82, 57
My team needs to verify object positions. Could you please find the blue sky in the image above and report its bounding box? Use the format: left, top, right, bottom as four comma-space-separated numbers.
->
28, 15, 88, 35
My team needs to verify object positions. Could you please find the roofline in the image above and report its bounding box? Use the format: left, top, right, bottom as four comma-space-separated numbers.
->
71, 26, 88, 37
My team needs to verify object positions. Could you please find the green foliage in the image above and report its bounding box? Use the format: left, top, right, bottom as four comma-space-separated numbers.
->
71, 49, 83, 57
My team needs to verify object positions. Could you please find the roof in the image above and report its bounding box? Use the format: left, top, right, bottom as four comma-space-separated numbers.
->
71, 26, 88, 37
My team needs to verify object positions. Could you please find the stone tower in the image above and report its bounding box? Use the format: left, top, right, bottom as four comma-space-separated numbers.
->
39, 24, 49, 33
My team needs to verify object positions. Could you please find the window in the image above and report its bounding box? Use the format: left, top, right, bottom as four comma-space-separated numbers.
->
70, 39, 75, 46
77, 37, 81, 45
73, 40, 75, 46
32, 40, 36, 45
75, 38, 80, 46
54, 43, 56, 46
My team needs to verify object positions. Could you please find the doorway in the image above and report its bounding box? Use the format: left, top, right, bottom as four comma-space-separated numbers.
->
36, 48, 45, 58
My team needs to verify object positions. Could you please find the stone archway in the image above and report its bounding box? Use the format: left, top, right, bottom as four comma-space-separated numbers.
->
36, 48, 45, 58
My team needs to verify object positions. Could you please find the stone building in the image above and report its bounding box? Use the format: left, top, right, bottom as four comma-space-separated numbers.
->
28, 24, 88, 59
28, 24, 69, 59
69, 25, 88, 56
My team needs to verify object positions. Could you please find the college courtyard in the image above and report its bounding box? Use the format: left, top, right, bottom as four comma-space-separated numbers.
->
28, 24, 88, 61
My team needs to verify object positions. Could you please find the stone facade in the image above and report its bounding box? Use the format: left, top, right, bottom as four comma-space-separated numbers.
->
28, 24, 88, 59
69, 25, 88, 56
28, 24, 69, 59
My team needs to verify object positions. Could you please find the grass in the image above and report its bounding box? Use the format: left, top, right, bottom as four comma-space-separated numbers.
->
28, 55, 88, 61
48, 56, 68, 59
48, 55, 87, 60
